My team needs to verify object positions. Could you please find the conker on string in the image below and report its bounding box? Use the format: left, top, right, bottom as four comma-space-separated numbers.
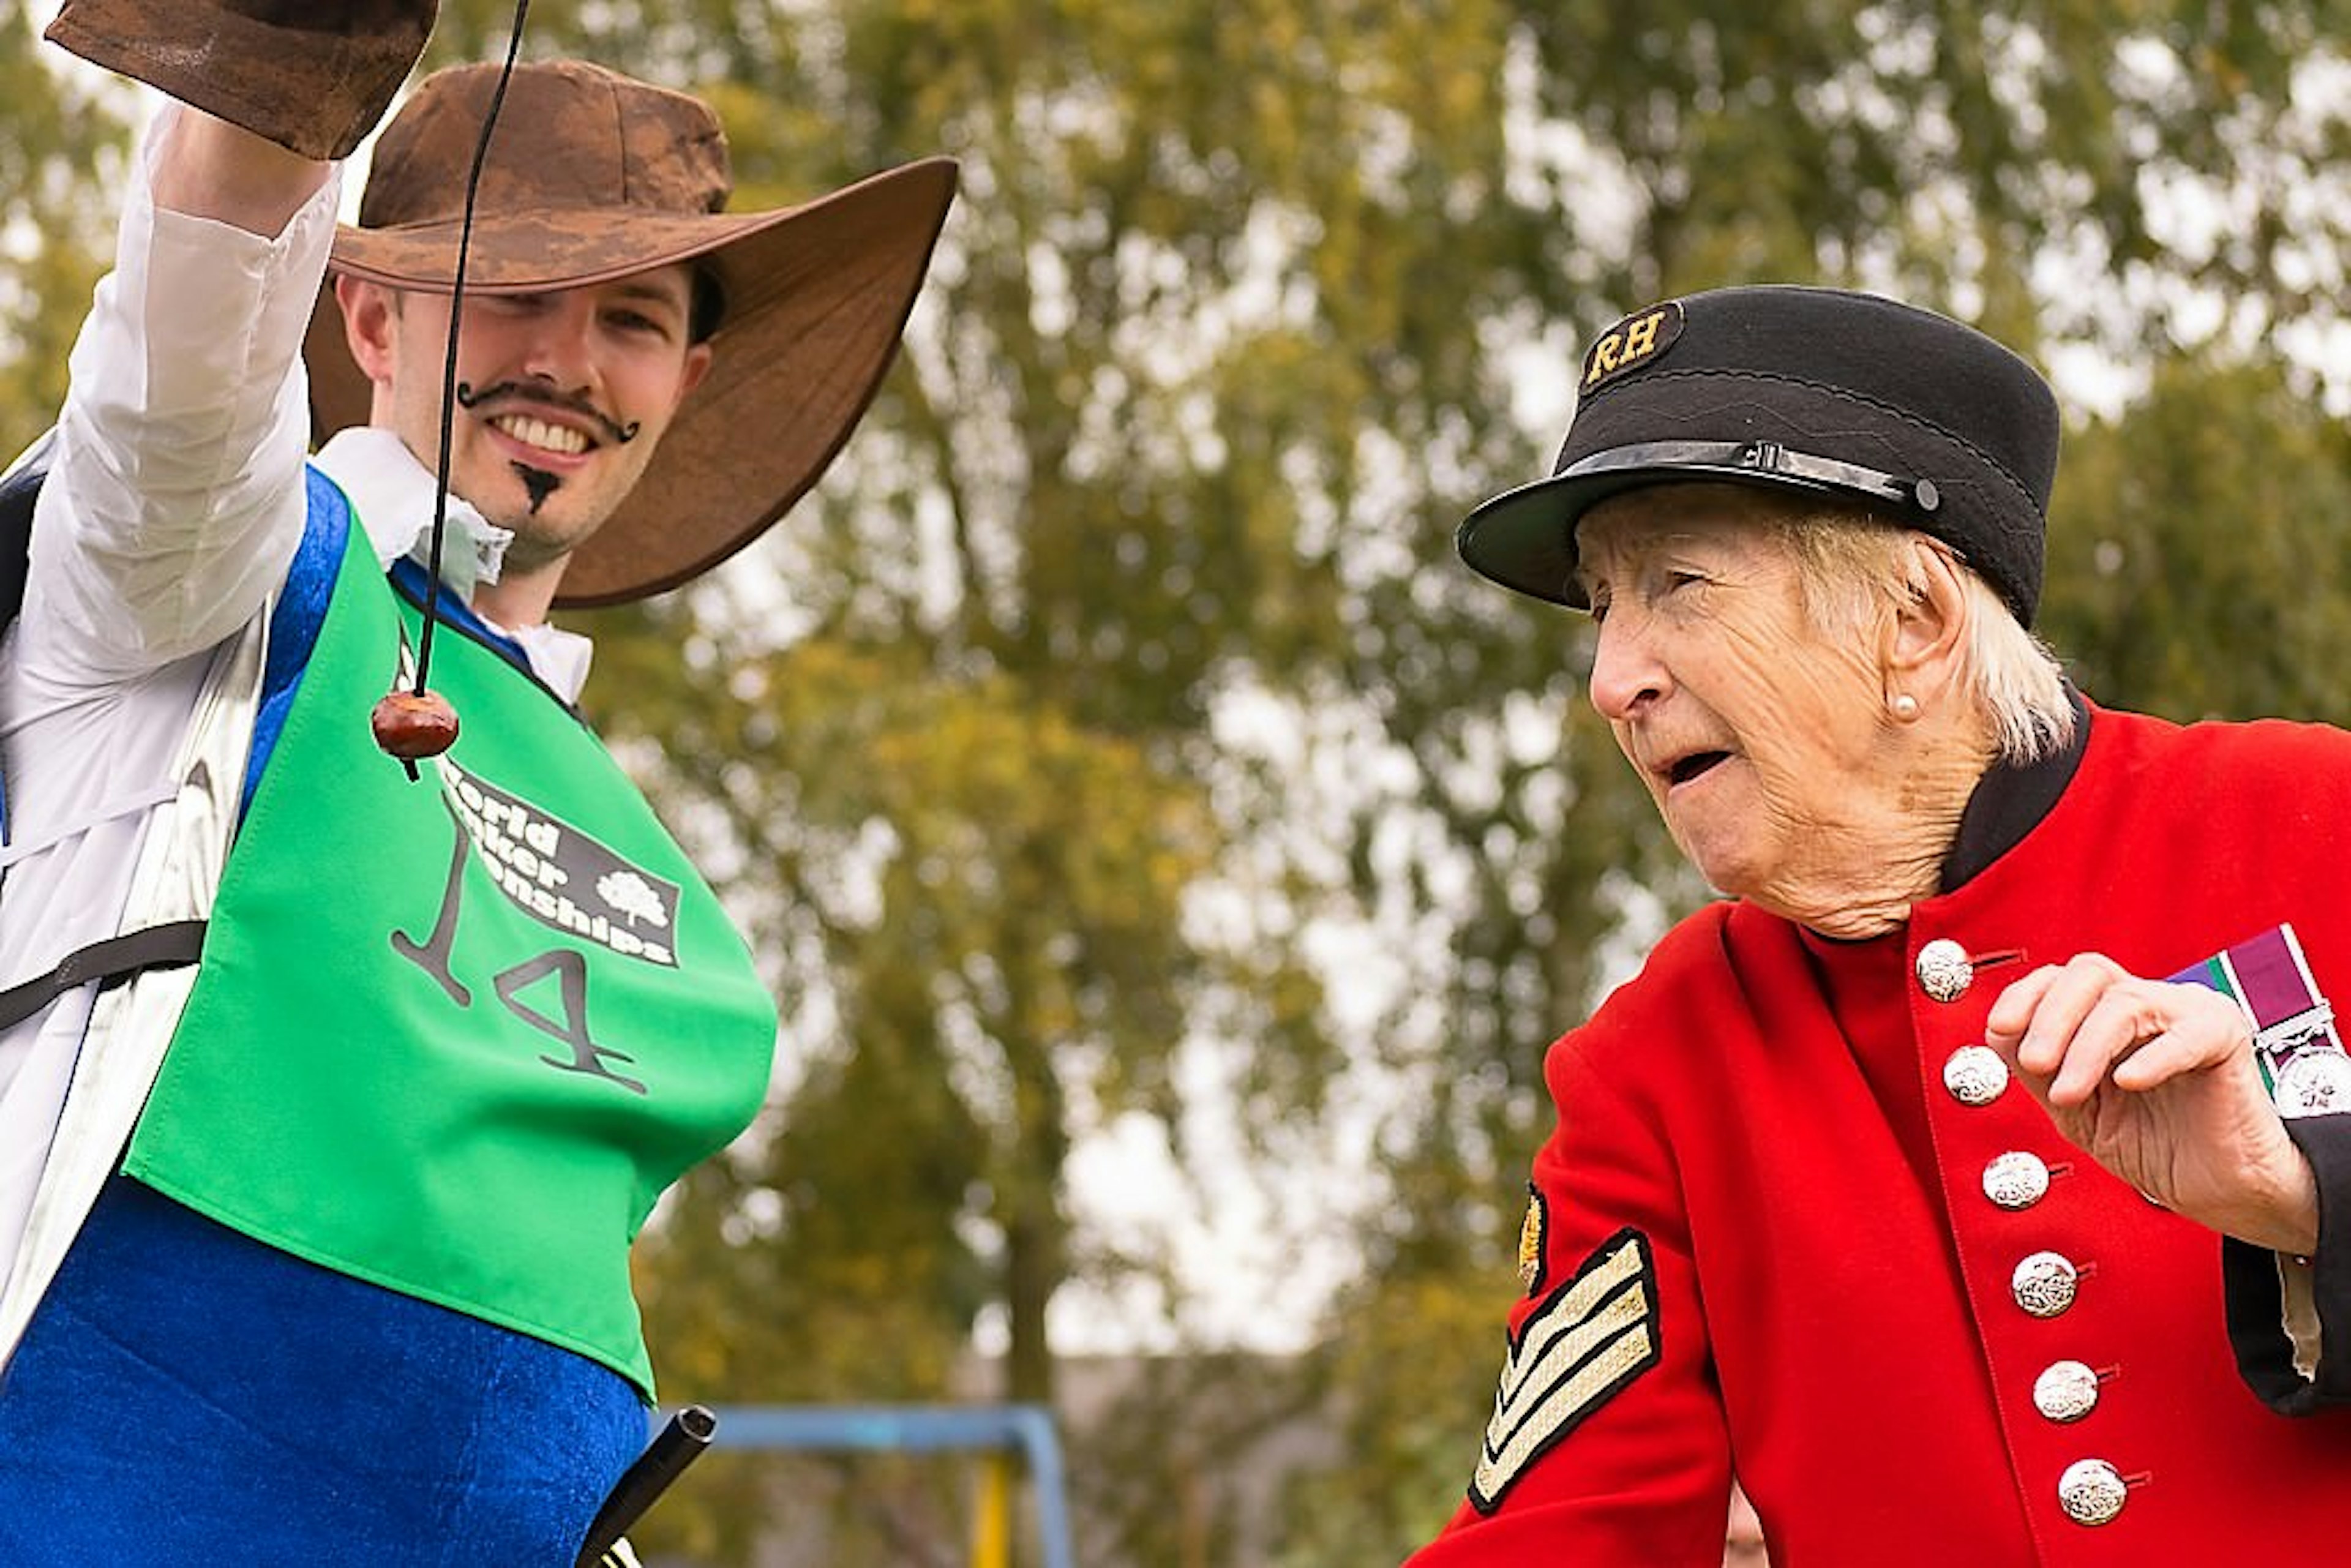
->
371, 689, 459, 759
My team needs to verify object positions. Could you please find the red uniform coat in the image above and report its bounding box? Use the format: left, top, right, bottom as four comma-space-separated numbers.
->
1411, 703, 2351, 1566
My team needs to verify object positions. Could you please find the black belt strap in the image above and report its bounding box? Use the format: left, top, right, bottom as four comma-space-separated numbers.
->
0, 919, 208, 1032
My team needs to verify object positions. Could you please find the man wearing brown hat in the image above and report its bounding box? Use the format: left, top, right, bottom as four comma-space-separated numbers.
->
0, 6, 953, 1559
1411, 285, 2351, 1564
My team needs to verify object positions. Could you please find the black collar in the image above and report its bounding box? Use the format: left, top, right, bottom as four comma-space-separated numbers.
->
1937, 685, 2091, 892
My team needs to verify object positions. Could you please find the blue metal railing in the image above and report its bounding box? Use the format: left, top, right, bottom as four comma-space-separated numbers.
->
677, 1403, 1076, 1568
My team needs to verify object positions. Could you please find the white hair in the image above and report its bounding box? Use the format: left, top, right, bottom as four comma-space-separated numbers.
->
1777, 507, 2074, 765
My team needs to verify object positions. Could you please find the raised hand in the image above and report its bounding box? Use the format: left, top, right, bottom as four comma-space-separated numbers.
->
1984, 951, 2319, 1255
47, 0, 439, 160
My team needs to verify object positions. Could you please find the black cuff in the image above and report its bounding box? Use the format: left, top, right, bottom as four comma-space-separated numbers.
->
2226, 1111, 2351, 1414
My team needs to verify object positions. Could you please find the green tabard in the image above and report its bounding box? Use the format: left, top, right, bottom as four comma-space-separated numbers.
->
123, 499, 777, 1397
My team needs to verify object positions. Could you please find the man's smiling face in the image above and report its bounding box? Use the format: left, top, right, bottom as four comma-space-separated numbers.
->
343, 263, 713, 578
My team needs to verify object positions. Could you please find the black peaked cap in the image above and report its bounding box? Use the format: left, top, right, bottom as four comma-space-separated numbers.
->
1455, 285, 2061, 625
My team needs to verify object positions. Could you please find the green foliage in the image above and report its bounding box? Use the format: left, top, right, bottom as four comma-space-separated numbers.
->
2045, 354, 2351, 726
0, 0, 124, 460
17, 2, 2351, 1561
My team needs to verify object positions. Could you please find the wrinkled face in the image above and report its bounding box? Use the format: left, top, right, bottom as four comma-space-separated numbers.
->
348, 264, 713, 575
1574, 484, 1889, 902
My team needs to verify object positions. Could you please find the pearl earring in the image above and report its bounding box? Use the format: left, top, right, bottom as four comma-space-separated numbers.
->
1890, 692, 1921, 722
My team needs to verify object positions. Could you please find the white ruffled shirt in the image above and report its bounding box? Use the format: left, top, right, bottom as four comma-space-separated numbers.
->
317, 425, 596, 700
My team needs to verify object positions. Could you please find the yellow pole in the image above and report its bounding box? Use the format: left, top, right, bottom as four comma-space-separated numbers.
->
970, 1452, 1012, 1568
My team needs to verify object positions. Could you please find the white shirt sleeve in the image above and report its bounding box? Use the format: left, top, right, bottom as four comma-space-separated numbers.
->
17, 103, 342, 683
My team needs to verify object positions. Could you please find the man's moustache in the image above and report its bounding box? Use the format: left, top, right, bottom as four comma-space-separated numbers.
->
454, 380, 642, 445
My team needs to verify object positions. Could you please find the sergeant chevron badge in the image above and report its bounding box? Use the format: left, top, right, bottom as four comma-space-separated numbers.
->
1469, 1226, 1660, 1513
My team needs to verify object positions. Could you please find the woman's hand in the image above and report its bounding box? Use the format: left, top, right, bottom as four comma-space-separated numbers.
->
1984, 953, 2319, 1255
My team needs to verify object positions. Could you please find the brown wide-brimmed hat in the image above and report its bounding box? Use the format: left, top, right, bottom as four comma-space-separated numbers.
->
304, 58, 958, 607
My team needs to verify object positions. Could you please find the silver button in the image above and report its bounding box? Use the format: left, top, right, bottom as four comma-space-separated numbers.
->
1984, 1151, 2051, 1209
2057, 1458, 2127, 1526
2012, 1251, 2079, 1317
1916, 938, 1974, 1002
1943, 1046, 2010, 1106
2033, 1360, 2101, 1423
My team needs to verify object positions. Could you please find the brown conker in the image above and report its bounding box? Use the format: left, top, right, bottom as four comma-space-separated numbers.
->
370, 689, 460, 760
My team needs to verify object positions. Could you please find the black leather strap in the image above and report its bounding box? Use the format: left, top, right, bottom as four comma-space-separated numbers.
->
0, 919, 207, 1032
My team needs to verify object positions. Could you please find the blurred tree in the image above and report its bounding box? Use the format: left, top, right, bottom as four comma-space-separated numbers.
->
2047, 353, 2351, 729
0, 0, 125, 462
21, 2, 2346, 1562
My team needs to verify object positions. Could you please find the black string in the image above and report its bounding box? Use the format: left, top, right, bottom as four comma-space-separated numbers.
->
414, 0, 533, 696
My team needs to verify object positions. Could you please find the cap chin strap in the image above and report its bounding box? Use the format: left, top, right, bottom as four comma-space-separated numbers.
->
1560, 438, 1943, 516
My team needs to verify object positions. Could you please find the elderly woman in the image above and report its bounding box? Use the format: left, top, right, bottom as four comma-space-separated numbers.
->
1408, 285, 2351, 1566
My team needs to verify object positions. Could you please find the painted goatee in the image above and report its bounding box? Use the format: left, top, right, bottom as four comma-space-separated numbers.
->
512, 463, 561, 513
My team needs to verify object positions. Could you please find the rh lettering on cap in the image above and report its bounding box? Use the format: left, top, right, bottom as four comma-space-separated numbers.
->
1581, 301, 1685, 391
